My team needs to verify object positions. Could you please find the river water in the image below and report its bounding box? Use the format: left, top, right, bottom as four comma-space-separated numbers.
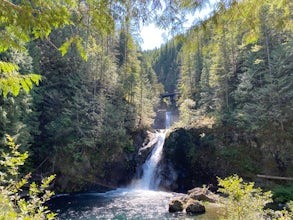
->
49, 188, 220, 219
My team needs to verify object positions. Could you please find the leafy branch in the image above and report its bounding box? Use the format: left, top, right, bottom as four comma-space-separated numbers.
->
0, 61, 41, 97
0, 135, 56, 220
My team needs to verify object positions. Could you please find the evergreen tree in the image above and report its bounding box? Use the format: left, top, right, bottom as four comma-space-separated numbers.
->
0, 50, 36, 154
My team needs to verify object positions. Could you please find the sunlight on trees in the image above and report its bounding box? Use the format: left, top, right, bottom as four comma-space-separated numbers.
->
218, 174, 272, 220
218, 175, 293, 220
0, 135, 56, 219
0, 0, 292, 216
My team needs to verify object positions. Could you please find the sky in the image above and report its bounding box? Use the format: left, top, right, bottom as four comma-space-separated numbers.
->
140, 0, 219, 50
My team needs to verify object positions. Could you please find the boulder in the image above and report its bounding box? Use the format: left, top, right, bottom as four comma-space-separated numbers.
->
186, 200, 206, 215
168, 199, 184, 212
168, 187, 220, 216
187, 187, 219, 203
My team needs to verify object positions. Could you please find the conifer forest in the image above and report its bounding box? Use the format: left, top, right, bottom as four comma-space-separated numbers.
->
0, 0, 292, 219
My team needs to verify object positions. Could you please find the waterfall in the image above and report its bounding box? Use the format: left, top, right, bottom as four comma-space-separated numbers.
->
165, 111, 172, 128
134, 112, 171, 190
136, 130, 166, 190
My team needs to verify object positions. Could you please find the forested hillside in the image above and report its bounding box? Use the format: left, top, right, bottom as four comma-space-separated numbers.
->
146, 0, 293, 196
1, 1, 293, 219
0, 0, 292, 200
0, 0, 168, 192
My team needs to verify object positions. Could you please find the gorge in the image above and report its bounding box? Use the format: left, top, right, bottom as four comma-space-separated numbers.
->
49, 113, 215, 219
1, 0, 292, 219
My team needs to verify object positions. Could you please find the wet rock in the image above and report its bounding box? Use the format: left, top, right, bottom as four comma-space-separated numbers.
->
168, 199, 184, 212
168, 186, 220, 216
186, 200, 206, 215
162, 127, 217, 191
136, 132, 157, 165
187, 187, 219, 203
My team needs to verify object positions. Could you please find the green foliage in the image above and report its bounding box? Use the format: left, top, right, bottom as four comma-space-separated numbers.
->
0, 0, 72, 52
266, 201, 293, 220
59, 36, 88, 61
277, 201, 293, 220
0, 0, 205, 63
164, 0, 293, 179
0, 135, 56, 220
0, 61, 41, 97
29, 27, 149, 190
175, 0, 293, 129
272, 185, 293, 204
219, 147, 240, 159
0, 135, 28, 178
0, 0, 116, 97
124, 144, 135, 153
0, 50, 39, 160
218, 174, 273, 220
149, 40, 182, 93
178, 98, 196, 125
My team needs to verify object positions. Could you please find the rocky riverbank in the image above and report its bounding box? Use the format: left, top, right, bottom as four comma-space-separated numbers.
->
169, 186, 223, 216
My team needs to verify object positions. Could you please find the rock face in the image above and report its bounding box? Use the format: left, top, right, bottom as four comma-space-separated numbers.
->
54, 129, 150, 193
168, 186, 219, 215
160, 128, 217, 191
160, 127, 262, 192
161, 126, 293, 192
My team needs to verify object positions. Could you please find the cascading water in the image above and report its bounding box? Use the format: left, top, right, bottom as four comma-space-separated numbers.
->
134, 111, 171, 189
135, 130, 166, 190
165, 111, 172, 128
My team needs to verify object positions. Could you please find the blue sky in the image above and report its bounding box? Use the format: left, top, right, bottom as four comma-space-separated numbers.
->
140, 0, 219, 50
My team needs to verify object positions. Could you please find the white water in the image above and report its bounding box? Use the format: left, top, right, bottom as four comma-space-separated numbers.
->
134, 111, 172, 189
134, 130, 166, 190
166, 111, 172, 128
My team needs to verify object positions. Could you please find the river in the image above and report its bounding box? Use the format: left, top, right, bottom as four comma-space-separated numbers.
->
49, 188, 220, 219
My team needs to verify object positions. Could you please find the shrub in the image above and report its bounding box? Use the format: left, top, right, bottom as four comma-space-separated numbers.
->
272, 185, 293, 204
0, 135, 56, 219
217, 174, 272, 220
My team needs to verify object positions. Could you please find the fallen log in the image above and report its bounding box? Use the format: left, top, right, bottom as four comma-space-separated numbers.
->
257, 174, 293, 181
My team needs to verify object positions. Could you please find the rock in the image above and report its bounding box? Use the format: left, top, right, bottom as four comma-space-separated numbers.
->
136, 132, 157, 165
168, 199, 184, 212
162, 127, 217, 192
186, 200, 206, 215
168, 187, 220, 216
187, 187, 218, 203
